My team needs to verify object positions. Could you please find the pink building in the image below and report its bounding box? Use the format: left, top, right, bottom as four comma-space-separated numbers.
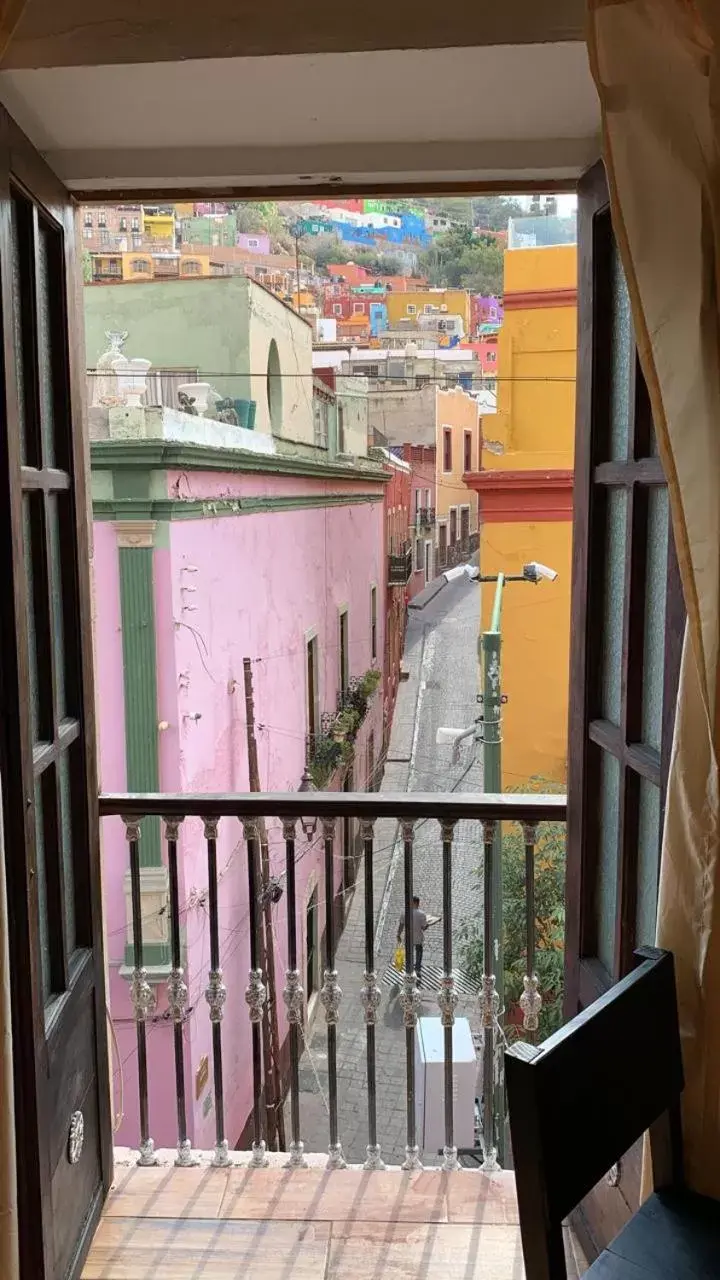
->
93, 412, 386, 1149
236, 232, 271, 255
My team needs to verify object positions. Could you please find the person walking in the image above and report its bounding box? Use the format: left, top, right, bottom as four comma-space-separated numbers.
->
397, 895, 436, 987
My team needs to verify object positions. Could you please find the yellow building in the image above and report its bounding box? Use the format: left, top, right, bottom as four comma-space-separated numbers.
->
386, 288, 471, 335
142, 210, 176, 241
121, 252, 211, 281
465, 244, 576, 788
435, 386, 481, 568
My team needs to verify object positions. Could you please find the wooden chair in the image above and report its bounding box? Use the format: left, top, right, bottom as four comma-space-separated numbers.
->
505, 947, 720, 1279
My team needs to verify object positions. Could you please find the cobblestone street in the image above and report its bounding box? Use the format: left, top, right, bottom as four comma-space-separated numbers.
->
289, 575, 485, 1165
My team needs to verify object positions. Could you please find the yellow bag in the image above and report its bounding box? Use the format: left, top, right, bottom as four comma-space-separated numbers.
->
393, 943, 405, 972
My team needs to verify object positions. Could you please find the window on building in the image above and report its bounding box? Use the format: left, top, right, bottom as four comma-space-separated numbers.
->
119, 217, 127, 232
132, 233, 142, 249
130, 258, 151, 274
460, 505, 470, 551
464, 430, 472, 473
415, 536, 423, 571
83, 227, 92, 240
353, 302, 364, 314
443, 427, 452, 472
487, 350, 496, 363
181, 259, 202, 275
449, 508, 458, 545
425, 488, 431, 508
333, 304, 342, 316
370, 586, 377, 662
131, 217, 140, 232
313, 395, 329, 449
267, 339, 282, 432
99, 229, 109, 245
306, 635, 319, 746
248, 237, 259, 248
83, 212, 92, 228
338, 402, 346, 453
406, 304, 417, 315
339, 609, 349, 696
98, 210, 107, 228
414, 489, 421, 521
438, 522, 448, 568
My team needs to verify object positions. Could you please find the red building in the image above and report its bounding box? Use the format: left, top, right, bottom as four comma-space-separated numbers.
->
401, 444, 437, 599
459, 337, 499, 378
323, 285, 373, 320
381, 450, 412, 744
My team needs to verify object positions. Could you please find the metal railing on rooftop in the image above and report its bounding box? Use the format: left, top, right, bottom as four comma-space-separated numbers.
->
99, 790, 566, 1173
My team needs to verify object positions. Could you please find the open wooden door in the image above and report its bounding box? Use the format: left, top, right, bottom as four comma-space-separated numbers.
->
0, 107, 111, 1278
564, 160, 685, 1251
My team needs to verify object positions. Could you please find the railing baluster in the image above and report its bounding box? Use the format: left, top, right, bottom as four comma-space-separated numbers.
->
203, 816, 232, 1167
399, 819, 422, 1171
480, 820, 500, 1171
360, 818, 384, 1170
164, 817, 197, 1166
123, 816, 158, 1167
520, 822, 542, 1042
438, 819, 459, 1171
282, 817, 307, 1168
243, 817, 268, 1168
320, 816, 345, 1169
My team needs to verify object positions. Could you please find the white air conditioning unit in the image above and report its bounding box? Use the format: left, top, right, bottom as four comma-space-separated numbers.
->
415, 1017, 478, 1158
440, 304, 448, 312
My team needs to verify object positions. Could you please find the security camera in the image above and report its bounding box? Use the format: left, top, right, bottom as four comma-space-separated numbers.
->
523, 561, 558, 584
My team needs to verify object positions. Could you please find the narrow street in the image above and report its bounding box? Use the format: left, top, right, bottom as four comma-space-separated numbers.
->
289, 575, 484, 1165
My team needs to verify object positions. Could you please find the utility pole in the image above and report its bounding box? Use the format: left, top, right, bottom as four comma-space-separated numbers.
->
481, 573, 505, 1164
243, 657, 286, 1151
290, 220, 303, 312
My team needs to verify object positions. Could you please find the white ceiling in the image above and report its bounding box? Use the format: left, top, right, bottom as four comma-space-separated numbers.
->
0, 43, 600, 191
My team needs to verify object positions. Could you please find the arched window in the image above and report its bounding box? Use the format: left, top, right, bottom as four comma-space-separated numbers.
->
181, 259, 201, 276
266, 339, 282, 432
130, 258, 151, 274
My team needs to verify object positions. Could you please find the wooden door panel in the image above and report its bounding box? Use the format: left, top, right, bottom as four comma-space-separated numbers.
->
0, 105, 110, 1279
565, 160, 684, 1254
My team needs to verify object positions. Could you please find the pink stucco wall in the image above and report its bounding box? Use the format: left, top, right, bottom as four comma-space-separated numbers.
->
96, 467, 385, 1149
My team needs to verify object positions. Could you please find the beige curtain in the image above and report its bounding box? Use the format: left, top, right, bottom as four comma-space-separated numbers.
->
588, 0, 720, 1199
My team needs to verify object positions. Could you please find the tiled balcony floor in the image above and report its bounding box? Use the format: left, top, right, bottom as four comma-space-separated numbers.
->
83, 1158, 588, 1279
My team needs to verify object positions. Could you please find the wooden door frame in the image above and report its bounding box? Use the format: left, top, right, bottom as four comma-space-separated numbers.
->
0, 105, 112, 1279
565, 161, 685, 1016
564, 158, 685, 1256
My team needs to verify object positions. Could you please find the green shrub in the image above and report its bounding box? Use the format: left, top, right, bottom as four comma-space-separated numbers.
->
459, 779, 566, 1040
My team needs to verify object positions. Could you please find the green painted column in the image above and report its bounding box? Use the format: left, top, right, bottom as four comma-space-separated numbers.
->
116, 520, 161, 868
482, 575, 505, 1164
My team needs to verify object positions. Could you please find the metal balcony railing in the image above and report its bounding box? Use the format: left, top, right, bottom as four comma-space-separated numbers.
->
388, 543, 413, 586
99, 790, 566, 1173
416, 507, 436, 529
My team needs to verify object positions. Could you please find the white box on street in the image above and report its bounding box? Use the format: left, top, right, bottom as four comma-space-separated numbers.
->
414, 1016, 477, 1157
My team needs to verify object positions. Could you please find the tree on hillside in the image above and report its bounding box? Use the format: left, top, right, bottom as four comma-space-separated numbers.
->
414, 194, 526, 232
471, 195, 525, 231
310, 235, 353, 269
350, 249, 405, 277
419, 226, 504, 295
